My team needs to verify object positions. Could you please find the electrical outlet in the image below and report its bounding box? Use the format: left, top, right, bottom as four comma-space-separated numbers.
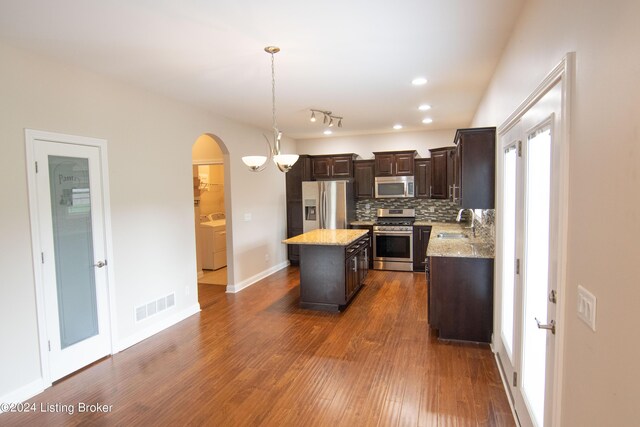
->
264, 253, 270, 262
185, 286, 190, 296
577, 285, 596, 331
244, 213, 252, 222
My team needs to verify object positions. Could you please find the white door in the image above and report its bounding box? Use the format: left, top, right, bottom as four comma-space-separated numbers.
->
29, 133, 112, 382
497, 80, 564, 427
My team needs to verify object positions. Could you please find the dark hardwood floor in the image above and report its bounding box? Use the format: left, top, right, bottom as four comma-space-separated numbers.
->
1, 267, 514, 426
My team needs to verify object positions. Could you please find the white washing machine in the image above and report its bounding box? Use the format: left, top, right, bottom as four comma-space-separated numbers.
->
199, 216, 226, 270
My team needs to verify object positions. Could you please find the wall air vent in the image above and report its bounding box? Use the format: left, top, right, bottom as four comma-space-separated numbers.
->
134, 292, 176, 322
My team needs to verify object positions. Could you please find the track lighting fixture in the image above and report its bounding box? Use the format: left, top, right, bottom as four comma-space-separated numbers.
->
309, 109, 344, 130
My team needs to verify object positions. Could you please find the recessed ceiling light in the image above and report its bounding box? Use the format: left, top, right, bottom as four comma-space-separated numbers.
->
418, 104, 431, 111
323, 130, 333, 135
393, 124, 403, 130
411, 77, 428, 86
422, 118, 433, 124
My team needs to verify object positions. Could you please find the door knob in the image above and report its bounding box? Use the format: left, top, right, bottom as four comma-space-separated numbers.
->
94, 260, 107, 268
535, 317, 555, 335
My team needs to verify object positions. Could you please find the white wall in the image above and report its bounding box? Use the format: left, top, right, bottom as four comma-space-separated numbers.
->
472, 0, 640, 424
296, 129, 456, 158
0, 41, 290, 399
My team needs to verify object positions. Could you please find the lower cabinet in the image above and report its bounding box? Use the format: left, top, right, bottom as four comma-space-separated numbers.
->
428, 256, 494, 343
299, 235, 369, 311
413, 226, 432, 271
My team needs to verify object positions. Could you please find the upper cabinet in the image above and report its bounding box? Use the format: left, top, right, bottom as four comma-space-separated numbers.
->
354, 160, 375, 199
451, 127, 496, 209
414, 158, 431, 198
311, 154, 357, 180
428, 147, 454, 199
373, 150, 416, 176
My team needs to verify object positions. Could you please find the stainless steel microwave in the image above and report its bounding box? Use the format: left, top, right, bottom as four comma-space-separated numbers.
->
374, 176, 415, 198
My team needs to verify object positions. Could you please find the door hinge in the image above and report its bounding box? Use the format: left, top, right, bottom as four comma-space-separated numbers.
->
513, 371, 518, 387
516, 258, 520, 275
549, 289, 558, 304
35, 161, 39, 173
48, 340, 51, 351
41, 252, 44, 264
517, 140, 522, 157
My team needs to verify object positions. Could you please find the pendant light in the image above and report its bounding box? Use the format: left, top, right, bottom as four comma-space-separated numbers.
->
242, 46, 299, 173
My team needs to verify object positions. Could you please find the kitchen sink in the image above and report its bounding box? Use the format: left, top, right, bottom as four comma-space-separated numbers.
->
436, 232, 468, 239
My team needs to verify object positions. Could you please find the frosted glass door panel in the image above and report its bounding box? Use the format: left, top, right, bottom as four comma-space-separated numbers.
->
521, 128, 552, 427
501, 145, 517, 362
48, 155, 99, 349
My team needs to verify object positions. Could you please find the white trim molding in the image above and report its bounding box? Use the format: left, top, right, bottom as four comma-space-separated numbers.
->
225, 261, 290, 294
115, 304, 201, 353
495, 52, 574, 427
0, 379, 46, 411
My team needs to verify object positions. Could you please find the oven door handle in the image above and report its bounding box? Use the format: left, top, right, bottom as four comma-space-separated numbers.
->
373, 231, 413, 235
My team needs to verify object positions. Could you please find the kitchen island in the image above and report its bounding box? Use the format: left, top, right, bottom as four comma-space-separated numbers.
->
283, 229, 369, 312
425, 222, 495, 343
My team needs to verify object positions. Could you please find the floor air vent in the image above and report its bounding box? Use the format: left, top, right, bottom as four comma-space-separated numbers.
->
135, 293, 176, 322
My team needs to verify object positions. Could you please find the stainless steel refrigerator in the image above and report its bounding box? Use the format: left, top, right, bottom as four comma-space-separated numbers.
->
302, 180, 355, 232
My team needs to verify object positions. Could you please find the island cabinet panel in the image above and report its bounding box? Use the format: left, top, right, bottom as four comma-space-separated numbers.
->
428, 256, 494, 343
373, 150, 417, 176
414, 158, 431, 198
354, 160, 375, 199
311, 154, 357, 180
349, 225, 373, 269
413, 226, 432, 271
298, 234, 368, 311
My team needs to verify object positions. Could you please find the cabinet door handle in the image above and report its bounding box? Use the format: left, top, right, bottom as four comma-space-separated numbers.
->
429, 185, 432, 197
448, 185, 452, 199
352, 257, 358, 272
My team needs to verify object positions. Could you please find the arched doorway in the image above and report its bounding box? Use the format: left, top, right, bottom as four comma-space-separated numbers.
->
192, 134, 232, 293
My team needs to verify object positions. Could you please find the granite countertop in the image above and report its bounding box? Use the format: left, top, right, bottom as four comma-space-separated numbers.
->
426, 222, 494, 259
283, 229, 368, 246
350, 220, 375, 226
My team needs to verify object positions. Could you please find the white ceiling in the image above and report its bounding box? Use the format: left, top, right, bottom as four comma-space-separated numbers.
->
0, 0, 525, 139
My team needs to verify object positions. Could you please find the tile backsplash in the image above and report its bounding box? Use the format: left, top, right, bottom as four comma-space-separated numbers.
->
356, 198, 495, 240
356, 198, 463, 222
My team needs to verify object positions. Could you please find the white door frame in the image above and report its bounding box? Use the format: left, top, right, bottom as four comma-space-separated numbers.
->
495, 52, 574, 426
25, 129, 118, 387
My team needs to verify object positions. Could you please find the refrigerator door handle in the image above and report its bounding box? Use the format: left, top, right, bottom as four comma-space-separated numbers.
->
321, 182, 327, 229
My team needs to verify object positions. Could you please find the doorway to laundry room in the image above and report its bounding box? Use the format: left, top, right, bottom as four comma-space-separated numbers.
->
192, 134, 230, 289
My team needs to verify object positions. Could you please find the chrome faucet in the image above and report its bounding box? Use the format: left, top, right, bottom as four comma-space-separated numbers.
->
456, 208, 476, 238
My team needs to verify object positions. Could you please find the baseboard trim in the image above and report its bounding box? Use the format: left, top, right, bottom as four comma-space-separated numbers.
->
115, 303, 201, 353
0, 379, 46, 410
226, 261, 290, 294
493, 352, 521, 426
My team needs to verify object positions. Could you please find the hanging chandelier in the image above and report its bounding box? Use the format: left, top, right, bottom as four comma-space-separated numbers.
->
242, 46, 299, 173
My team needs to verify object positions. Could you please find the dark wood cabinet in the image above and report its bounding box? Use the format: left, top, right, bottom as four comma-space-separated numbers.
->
285, 155, 311, 264
429, 147, 454, 199
413, 226, 432, 271
354, 160, 375, 199
450, 127, 496, 209
298, 234, 369, 311
311, 154, 357, 180
373, 150, 417, 176
349, 225, 373, 269
414, 158, 431, 198
428, 256, 494, 343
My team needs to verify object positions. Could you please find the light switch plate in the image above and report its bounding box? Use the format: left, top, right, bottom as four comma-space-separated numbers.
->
577, 285, 596, 331
244, 213, 252, 222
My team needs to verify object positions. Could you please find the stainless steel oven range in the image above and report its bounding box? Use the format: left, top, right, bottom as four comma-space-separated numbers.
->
373, 208, 415, 271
